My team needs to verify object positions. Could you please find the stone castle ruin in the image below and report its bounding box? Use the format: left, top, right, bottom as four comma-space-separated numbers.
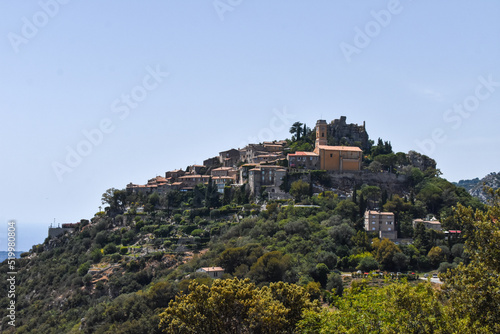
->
327, 116, 370, 151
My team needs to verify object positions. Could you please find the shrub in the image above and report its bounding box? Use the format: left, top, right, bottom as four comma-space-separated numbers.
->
326, 272, 343, 296
77, 262, 91, 276
190, 229, 204, 237
82, 273, 93, 286
103, 243, 117, 255
438, 261, 457, 273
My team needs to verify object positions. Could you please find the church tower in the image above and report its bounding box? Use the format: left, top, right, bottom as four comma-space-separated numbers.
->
315, 119, 328, 148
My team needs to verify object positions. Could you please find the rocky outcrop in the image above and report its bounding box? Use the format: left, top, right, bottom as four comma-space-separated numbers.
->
406, 151, 436, 171
327, 116, 370, 151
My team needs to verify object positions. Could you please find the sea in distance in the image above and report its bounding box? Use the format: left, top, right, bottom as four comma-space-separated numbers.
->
0, 251, 24, 262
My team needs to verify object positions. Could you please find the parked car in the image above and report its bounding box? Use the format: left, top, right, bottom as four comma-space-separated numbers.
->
432, 273, 438, 279
424, 273, 429, 278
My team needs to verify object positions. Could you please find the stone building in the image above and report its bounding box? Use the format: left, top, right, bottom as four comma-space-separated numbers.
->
196, 267, 225, 279
219, 148, 240, 167
364, 210, 397, 240
240, 142, 286, 164
248, 165, 287, 196
412, 218, 442, 231
287, 151, 319, 169
288, 119, 363, 172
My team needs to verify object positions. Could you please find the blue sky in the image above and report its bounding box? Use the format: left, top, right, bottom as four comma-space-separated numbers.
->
1, 0, 499, 251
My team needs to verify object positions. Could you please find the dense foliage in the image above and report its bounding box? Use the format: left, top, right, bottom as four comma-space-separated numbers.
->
159, 278, 319, 333
0, 157, 494, 333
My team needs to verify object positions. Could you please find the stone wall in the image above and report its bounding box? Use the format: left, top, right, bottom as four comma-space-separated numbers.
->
326, 170, 408, 194
48, 227, 75, 238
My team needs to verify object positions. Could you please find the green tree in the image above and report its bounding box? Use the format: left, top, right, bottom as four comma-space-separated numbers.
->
290, 121, 304, 141
326, 272, 343, 296
441, 198, 500, 333
311, 263, 330, 288
413, 221, 431, 253
427, 246, 445, 267
205, 178, 220, 208
328, 223, 356, 247
351, 230, 372, 253
77, 261, 91, 276
374, 153, 397, 173
334, 200, 359, 222
218, 247, 247, 274
361, 185, 382, 208
372, 238, 401, 270
290, 180, 310, 202
248, 251, 292, 283
407, 167, 424, 187
158, 278, 318, 334
417, 183, 443, 214
357, 256, 379, 272
148, 192, 160, 207
392, 252, 409, 272
298, 280, 444, 333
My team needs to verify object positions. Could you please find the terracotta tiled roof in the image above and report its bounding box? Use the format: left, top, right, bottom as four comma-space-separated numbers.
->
213, 167, 233, 171
317, 145, 362, 152
288, 151, 319, 156
366, 211, 394, 216
178, 175, 211, 179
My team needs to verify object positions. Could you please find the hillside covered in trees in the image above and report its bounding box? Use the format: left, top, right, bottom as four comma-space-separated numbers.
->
0, 130, 498, 333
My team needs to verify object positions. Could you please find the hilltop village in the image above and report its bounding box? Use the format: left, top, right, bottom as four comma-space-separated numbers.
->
123, 116, 441, 241
128, 117, 372, 197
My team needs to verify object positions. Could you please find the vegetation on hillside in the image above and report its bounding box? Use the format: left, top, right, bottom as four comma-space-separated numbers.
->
0, 167, 491, 333
0, 121, 495, 333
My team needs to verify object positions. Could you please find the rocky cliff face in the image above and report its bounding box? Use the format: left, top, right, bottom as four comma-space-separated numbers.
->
455, 172, 500, 203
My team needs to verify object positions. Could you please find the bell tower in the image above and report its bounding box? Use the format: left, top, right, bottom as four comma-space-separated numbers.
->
315, 120, 328, 147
